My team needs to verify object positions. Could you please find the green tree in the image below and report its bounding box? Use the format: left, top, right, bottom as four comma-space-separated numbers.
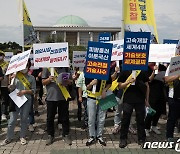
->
0, 42, 22, 54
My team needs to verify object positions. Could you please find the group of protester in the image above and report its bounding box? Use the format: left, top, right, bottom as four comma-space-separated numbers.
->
0, 49, 179, 148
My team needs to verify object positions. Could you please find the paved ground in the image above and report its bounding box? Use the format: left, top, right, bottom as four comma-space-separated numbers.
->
0, 102, 179, 154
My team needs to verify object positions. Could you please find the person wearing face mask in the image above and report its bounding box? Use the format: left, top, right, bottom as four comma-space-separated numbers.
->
0, 60, 36, 146
0, 50, 10, 122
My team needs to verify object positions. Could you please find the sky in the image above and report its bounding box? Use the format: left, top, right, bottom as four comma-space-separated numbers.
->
0, 0, 179, 45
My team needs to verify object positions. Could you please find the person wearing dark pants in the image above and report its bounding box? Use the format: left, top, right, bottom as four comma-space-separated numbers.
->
42, 67, 72, 146
120, 103, 146, 141
47, 101, 69, 137
145, 64, 167, 136
76, 72, 88, 129
166, 98, 180, 139
165, 66, 180, 142
1, 87, 9, 119
0, 65, 4, 131
118, 70, 150, 148
0, 50, 9, 122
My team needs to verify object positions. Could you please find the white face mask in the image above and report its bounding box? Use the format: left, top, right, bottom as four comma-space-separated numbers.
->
0, 56, 3, 60
21, 68, 28, 74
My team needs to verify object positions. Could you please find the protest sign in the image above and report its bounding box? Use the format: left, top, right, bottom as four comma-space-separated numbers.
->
163, 39, 179, 44
149, 44, 176, 62
9, 89, 28, 108
98, 33, 111, 43
168, 56, 180, 76
122, 32, 151, 71
5, 50, 31, 75
84, 41, 113, 80
4, 52, 13, 62
33, 43, 69, 68
106, 40, 124, 61
72, 51, 86, 68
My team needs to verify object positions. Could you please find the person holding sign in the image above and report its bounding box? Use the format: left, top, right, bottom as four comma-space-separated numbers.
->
85, 76, 112, 146
118, 70, 150, 148
42, 67, 72, 146
1, 60, 36, 146
145, 64, 167, 137
165, 65, 180, 142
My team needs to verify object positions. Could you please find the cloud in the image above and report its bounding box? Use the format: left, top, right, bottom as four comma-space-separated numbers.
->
0, 26, 22, 45
156, 14, 180, 42
0, 0, 179, 45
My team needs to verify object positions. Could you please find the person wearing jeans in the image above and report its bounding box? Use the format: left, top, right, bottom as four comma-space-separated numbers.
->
85, 77, 112, 146
113, 97, 123, 134
1, 60, 36, 146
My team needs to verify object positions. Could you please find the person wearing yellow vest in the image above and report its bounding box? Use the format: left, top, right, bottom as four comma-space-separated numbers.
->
0, 50, 10, 122
85, 75, 112, 146
118, 70, 150, 148
1, 60, 36, 146
165, 65, 180, 142
42, 67, 72, 146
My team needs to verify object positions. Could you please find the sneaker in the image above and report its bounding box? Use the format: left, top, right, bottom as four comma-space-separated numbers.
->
63, 135, 72, 145
119, 139, 127, 148
46, 135, 54, 145
29, 125, 34, 132
1, 114, 7, 121
58, 123, 62, 130
20, 138, 27, 145
86, 137, 96, 146
151, 126, 161, 135
97, 136, 106, 146
34, 111, 40, 117
0, 138, 11, 146
112, 125, 120, 134
145, 129, 150, 137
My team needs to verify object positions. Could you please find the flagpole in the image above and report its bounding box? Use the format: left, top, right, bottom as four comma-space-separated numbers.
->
121, 0, 125, 39
22, 0, 24, 52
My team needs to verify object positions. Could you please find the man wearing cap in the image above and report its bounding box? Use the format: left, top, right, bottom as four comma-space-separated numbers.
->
0, 50, 9, 121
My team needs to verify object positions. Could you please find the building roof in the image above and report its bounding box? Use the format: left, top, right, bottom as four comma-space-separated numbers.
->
54, 15, 89, 27
34, 26, 121, 33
